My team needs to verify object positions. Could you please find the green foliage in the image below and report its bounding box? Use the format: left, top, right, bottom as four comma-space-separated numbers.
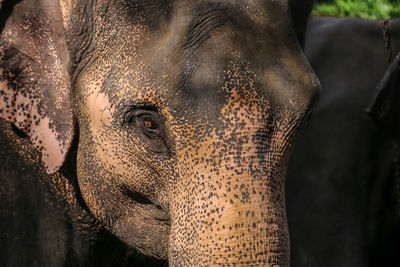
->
313, 0, 400, 19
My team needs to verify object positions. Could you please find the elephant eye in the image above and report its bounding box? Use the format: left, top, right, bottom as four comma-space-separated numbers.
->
144, 120, 153, 128
121, 106, 164, 137
139, 115, 159, 132
121, 107, 170, 153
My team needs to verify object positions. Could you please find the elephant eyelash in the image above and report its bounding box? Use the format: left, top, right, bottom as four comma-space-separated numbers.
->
122, 109, 136, 125
120, 106, 170, 153
121, 105, 159, 126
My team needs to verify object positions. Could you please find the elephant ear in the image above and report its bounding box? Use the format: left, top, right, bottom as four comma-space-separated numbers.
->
0, 0, 73, 174
367, 52, 400, 140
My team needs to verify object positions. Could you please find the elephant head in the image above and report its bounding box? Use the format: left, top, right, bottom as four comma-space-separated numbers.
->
0, 0, 319, 265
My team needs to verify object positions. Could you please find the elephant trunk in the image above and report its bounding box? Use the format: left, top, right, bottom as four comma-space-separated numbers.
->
168, 134, 291, 266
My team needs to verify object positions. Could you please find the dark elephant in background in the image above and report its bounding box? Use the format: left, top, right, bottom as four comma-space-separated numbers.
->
286, 16, 400, 267
0, 0, 318, 266
369, 51, 400, 139
367, 50, 400, 266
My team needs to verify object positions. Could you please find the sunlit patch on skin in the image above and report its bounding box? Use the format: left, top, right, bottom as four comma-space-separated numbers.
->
84, 89, 123, 176
86, 90, 114, 131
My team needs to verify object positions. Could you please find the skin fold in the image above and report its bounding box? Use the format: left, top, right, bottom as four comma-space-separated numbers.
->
0, 0, 318, 265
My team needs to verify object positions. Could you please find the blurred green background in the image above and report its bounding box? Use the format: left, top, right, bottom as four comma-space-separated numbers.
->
313, 0, 400, 19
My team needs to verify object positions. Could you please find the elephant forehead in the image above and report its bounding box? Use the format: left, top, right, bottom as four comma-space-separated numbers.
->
164, 57, 268, 129
73, 0, 310, 118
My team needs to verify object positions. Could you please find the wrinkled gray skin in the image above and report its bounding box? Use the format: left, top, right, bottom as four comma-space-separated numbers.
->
0, 0, 318, 265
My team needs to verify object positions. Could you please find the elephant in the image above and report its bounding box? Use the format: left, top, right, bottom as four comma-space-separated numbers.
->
367, 51, 400, 267
286, 16, 400, 267
0, 0, 318, 266
368, 51, 400, 140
